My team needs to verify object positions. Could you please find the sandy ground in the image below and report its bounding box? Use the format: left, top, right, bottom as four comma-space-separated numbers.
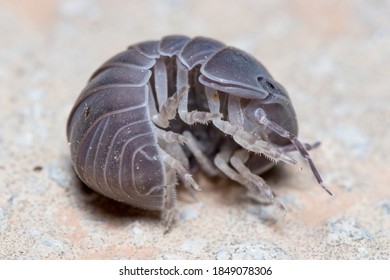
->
0, 0, 389, 259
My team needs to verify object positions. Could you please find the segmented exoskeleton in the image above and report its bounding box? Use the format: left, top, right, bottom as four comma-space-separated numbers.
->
67, 35, 331, 229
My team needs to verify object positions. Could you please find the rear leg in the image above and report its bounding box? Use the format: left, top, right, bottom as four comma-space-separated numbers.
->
155, 128, 198, 200
159, 147, 201, 192
154, 104, 219, 177
156, 127, 217, 176
156, 128, 190, 170
162, 166, 177, 232
182, 131, 219, 176
159, 146, 201, 232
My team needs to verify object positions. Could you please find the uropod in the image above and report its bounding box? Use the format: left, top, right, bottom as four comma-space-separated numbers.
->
67, 35, 331, 229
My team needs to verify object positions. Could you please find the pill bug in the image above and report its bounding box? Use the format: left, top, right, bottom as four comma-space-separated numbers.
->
67, 35, 331, 229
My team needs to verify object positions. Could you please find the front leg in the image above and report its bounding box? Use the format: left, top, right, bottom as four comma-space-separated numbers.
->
230, 149, 285, 210
204, 87, 296, 165
255, 108, 332, 196
213, 145, 283, 209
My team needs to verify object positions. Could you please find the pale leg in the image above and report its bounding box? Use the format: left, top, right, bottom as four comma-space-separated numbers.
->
152, 86, 187, 128
159, 148, 201, 192
176, 59, 222, 124
204, 87, 296, 165
153, 59, 168, 110
230, 149, 284, 209
213, 146, 283, 208
213, 146, 249, 186
162, 166, 177, 232
155, 127, 195, 191
156, 127, 218, 176
182, 131, 219, 176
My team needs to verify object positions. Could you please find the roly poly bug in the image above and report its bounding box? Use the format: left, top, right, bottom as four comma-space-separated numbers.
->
67, 35, 332, 229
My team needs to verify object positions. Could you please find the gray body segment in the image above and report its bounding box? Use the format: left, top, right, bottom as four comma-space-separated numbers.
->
67, 35, 329, 229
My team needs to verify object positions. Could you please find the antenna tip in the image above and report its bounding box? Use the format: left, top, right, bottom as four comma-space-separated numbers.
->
321, 182, 333, 196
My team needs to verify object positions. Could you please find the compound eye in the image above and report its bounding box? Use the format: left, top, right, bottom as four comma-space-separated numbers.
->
257, 77, 276, 93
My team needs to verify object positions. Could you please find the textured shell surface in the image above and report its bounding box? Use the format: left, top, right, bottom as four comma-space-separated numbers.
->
67, 35, 329, 227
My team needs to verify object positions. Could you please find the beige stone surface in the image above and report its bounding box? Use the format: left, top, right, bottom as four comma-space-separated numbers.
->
1, 0, 389, 259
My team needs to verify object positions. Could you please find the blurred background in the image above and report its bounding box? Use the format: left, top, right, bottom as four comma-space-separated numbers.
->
0, 0, 389, 259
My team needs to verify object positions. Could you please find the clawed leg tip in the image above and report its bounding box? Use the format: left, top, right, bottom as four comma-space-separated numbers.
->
162, 217, 174, 234
275, 200, 286, 213
163, 225, 173, 234
281, 154, 297, 165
